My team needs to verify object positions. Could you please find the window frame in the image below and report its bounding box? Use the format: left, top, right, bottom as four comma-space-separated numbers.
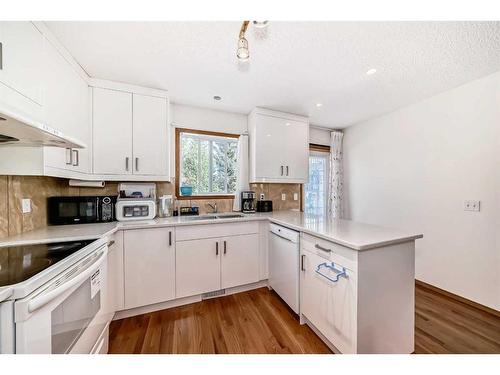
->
301, 143, 331, 212
175, 127, 239, 200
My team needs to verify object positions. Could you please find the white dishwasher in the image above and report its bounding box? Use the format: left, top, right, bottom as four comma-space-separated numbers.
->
268, 223, 300, 314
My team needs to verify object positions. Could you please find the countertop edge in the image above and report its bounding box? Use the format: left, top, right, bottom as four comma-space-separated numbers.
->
0, 214, 423, 251
268, 217, 423, 250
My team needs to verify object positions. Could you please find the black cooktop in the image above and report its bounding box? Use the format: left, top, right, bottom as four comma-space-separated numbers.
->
0, 240, 94, 287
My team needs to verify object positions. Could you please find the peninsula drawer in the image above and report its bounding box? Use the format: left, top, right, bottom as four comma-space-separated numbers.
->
176, 221, 259, 241
301, 233, 358, 270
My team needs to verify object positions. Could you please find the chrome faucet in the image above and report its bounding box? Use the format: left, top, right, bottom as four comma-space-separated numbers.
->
207, 202, 218, 214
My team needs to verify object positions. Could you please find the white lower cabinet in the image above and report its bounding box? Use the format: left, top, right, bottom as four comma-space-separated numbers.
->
300, 248, 357, 354
175, 238, 221, 298
123, 227, 175, 309
175, 224, 260, 299
299, 233, 415, 354
220, 234, 260, 289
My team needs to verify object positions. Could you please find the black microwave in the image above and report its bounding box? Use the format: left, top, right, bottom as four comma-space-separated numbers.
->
48, 196, 117, 225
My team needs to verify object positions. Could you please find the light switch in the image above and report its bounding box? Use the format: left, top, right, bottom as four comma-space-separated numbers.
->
464, 200, 480, 212
22, 198, 31, 213
293, 193, 299, 201
281, 193, 286, 201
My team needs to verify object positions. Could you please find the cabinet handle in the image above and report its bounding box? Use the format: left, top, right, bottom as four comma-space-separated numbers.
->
125, 157, 129, 171
216, 242, 219, 256
169, 231, 172, 246
107, 240, 115, 247
135, 157, 139, 172
315, 244, 332, 253
301, 254, 306, 271
0, 42, 3, 70
223, 240, 227, 254
281, 166, 284, 176
72, 150, 79, 166
286, 166, 289, 176
315, 262, 348, 283
65, 148, 72, 165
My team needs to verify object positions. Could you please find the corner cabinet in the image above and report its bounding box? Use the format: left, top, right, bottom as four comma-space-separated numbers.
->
91, 82, 170, 181
249, 107, 309, 183
123, 227, 176, 309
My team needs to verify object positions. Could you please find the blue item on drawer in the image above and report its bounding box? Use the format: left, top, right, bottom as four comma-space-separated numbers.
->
180, 186, 193, 196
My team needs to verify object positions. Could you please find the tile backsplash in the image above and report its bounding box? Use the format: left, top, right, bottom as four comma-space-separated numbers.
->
0, 175, 301, 239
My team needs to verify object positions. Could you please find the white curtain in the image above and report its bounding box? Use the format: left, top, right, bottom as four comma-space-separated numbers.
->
233, 134, 249, 211
328, 131, 344, 219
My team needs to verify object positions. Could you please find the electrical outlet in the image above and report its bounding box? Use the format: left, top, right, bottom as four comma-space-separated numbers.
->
22, 198, 31, 213
281, 193, 286, 201
260, 193, 265, 200
464, 200, 480, 212
293, 193, 299, 201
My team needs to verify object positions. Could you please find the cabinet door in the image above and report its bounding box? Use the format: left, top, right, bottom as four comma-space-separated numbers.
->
92, 87, 132, 175
43, 39, 90, 173
254, 114, 289, 180
282, 120, 309, 181
300, 249, 357, 353
221, 234, 260, 289
132, 94, 169, 176
0, 22, 43, 105
175, 238, 221, 298
123, 228, 175, 309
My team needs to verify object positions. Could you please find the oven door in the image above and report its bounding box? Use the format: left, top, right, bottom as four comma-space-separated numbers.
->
48, 197, 100, 225
14, 246, 109, 354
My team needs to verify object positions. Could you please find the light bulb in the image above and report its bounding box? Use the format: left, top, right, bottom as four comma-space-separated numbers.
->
237, 37, 249, 61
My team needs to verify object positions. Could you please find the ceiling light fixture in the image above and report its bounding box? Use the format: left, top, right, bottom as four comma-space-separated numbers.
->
316, 103, 323, 108
366, 68, 377, 75
253, 21, 269, 29
237, 21, 250, 61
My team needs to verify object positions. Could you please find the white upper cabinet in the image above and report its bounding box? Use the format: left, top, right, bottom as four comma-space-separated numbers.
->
249, 108, 309, 183
42, 37, 90, 174
0, 22, 43, 107
92, 87, 133, 175
132, 93, 169, 176
91, 83, 170, 180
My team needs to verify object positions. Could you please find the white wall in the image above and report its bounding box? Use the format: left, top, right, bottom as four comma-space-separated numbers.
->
168, 103, 248, 177
171, 103, 248, 134
343, 71, 500, 311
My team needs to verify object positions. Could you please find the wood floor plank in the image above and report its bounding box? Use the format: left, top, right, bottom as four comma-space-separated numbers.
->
109, 284, 500, 354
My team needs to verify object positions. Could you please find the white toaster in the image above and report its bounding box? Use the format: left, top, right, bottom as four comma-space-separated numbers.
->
115, 199, 156, 221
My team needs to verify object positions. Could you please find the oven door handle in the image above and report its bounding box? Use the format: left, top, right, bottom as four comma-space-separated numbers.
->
27, 248, 107, 314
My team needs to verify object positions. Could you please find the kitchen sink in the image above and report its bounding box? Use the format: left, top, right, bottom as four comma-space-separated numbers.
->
183, 215, 217, 221
182, 213, 245, 221
215, 213, 245, 219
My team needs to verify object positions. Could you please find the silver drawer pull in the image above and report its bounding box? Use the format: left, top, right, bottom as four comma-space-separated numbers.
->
315, 244, 332, 253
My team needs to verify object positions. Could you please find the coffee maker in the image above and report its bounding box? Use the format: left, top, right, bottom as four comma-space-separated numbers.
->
241, 191, 256, 213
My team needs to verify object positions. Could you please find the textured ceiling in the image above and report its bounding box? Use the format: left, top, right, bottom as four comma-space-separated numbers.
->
46, 21, 500, 128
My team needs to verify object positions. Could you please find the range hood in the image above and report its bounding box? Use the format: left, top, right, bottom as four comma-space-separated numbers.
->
0, 104, 86, 148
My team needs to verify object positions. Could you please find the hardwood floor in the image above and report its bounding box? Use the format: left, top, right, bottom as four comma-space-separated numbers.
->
109, 284, 500, 354
109, 287, 331, 354
414, 282, 500, 354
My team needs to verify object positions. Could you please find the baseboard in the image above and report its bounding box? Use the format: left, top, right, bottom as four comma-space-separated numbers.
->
415, 279, 500, 318
113, 280, 268, 320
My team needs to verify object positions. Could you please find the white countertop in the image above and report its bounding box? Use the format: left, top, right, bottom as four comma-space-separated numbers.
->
0, 211, 422, 250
